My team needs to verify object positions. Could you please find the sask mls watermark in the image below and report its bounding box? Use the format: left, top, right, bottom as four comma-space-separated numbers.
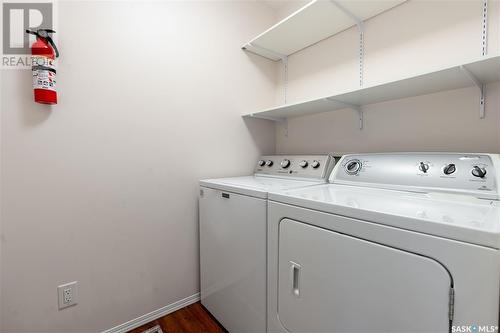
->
452, 325, 499, 333
2, 1, 54, 69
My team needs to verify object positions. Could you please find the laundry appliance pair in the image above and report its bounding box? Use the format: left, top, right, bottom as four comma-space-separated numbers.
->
200, 153, 500, 333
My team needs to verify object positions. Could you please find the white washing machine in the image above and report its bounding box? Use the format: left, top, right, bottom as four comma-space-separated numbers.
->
199, 155, 335, 333
267, 153, 500, 333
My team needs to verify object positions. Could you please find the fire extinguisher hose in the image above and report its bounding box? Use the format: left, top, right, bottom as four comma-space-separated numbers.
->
32, 65, 56, 74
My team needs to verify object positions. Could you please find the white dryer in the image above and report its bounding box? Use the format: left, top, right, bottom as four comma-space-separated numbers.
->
267, 153, 500, 333
199, 155, 335, 333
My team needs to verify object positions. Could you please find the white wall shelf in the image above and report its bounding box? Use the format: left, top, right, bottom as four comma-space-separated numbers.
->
243, 55, 500, 128
242, 0, 406, 61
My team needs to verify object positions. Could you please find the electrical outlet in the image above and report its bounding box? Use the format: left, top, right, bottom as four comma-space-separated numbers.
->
57, 281, 78, 309
63, 288, 72, 304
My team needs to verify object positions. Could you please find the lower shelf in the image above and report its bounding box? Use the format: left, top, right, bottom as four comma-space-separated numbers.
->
244, 55, 500, 127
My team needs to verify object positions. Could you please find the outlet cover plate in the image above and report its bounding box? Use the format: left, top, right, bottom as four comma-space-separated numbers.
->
57, 281, 78, 309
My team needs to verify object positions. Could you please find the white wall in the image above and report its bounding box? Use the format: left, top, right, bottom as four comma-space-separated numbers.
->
0, 64, 3, 332
0, 1, 276, 332
274, 0, 500, 154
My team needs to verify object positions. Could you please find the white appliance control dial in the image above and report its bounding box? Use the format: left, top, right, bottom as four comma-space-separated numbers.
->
345, 160, 362, 175
266, 160, 274, 167
419, 162, 429, 173
443, 163, 456, 175
299, 160, 308, 168
311, 160, 321, 169
281, 159, 291, 168
472, 166, 486, 178
257, 160, 265, 167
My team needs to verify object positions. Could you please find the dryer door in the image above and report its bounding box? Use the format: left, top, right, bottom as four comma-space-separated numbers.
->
278, 218, 452, 333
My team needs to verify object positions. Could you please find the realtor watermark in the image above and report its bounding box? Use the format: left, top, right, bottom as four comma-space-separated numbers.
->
1, 1, 55, 69
452, 325, 499, 333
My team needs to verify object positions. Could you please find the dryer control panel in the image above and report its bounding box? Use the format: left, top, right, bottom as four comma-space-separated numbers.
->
331, 153, 500, 200
255, 155, 335, 180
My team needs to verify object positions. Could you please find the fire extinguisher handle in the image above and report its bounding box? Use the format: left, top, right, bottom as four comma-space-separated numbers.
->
26, 28, 55, 37
25, 29, 59, 58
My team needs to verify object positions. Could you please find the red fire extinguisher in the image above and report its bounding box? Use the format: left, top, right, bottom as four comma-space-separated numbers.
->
26, 29, 60, 105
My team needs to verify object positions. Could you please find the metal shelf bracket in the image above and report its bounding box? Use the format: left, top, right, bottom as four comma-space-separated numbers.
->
459, 65, 485, 119
247, 114, 286, 123
330, 0, 365, 87
246, 43, 289, 104
244, 42, 287, 60
326, 98, 363, 129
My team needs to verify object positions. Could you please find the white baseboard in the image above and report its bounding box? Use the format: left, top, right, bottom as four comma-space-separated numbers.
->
102, 293, 200, 333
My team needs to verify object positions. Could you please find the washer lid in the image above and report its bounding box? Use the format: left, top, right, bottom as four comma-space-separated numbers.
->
269, 184, 500, 249
200, 176, 325, 199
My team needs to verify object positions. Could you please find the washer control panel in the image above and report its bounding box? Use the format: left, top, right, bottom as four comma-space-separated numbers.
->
332, 153, 499, 199
255, 155, 334, 180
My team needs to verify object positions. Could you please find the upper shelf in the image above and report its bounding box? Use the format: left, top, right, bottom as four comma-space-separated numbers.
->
243, 0, 406, 61
244, 55, 500, 121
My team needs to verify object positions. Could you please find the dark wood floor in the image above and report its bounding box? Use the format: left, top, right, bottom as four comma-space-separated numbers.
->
128, 302, 226, 333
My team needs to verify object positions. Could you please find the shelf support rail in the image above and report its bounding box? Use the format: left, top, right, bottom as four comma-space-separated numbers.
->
283, 56, 289, 104
246, 43, 289, 104
330, 0, 364, 87
326, 98, 363, 130
459, 65, 485, 119
482, 0, 488, 56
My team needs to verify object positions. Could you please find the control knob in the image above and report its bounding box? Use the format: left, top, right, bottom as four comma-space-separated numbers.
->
443, 163, 456, 175
299, 160, 308, 168
419, 162, 429, 173
345, 160, 361, 175
281, 159, 291, 168
265, 160, 273, 167
472, 166, 487, 178
311, 160, 320, 169
257, 160, 265, 167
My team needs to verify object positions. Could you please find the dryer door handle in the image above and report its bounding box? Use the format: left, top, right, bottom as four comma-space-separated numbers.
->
290, 261, 301, 297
